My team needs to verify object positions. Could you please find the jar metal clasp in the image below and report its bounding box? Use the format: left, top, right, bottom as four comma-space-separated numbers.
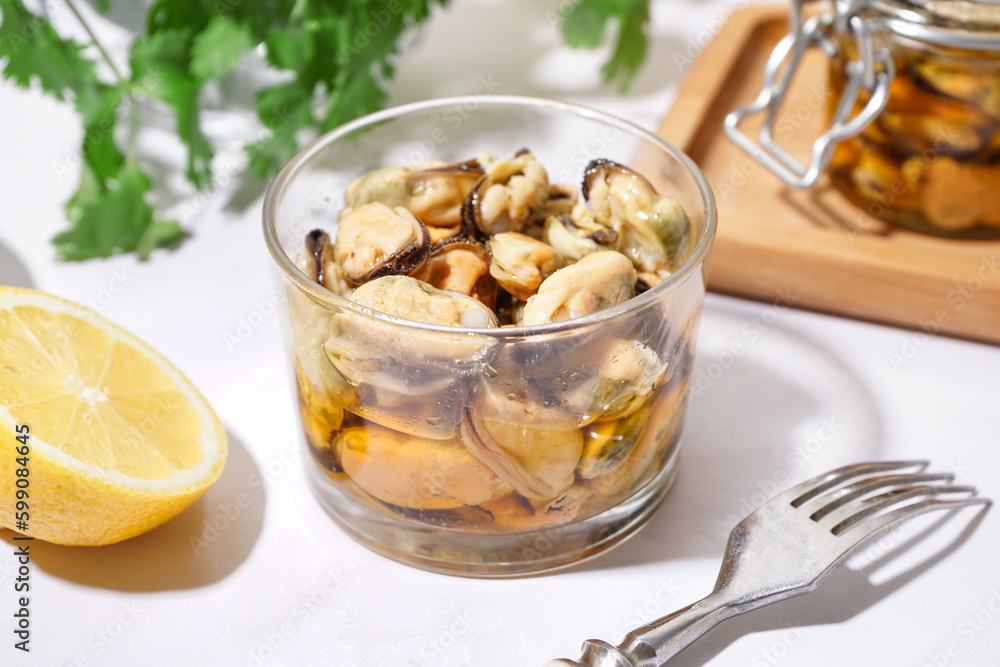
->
723, 0, 896, 188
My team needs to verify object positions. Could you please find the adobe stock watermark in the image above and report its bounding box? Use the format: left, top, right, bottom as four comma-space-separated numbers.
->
223, 289, 286, 351
924, 589, 1000, 667
212, 0, 245, 15
715, 83, 833, 204
244, 568, 351, 666
1, 0, 74, 55
417, 610, 474, 667
176, 159, 242, 223
886, 253, 1000, 371
671, 1, 749, 72
67, 601, 146, 667
84, 268, 135, 314
689, 288, 799, 399
559, 124, 624, 183
750, 624, 807, 667
849, 123, 967, 238
615, 578, 683, 638
404, 75, 502, 166
189, 438, 297, 555
543, 0, 583, 29
341, 0, 437, 62
177, 106, 299, 224
723, 416, 844, 528
846, 520, 912, 570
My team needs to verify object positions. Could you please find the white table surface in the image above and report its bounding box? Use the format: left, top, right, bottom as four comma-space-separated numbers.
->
2, 1, 999, 665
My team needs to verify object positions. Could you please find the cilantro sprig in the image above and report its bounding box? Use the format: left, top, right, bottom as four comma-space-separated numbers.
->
559, 0, 650, 92
0, 0, 651, 261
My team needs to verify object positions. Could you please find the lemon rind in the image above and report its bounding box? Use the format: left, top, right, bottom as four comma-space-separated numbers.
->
0, 286, 226, 493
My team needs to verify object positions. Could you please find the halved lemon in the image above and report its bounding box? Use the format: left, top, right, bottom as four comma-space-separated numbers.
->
0, 286, 227, 545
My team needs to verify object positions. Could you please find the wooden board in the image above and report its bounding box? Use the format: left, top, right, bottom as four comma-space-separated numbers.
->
657, 4, 1000, 345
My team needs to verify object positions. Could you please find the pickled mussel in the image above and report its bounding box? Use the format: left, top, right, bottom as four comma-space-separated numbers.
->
294, 150, 695, 533
583, 159, 691, 272
405, 160, 485, 227
578, 411, 647, 480
461, 414, 583, 501
335, 424, 511, 510
347, 275, 497, 329
520, 250, 637, 326
334, 203, 431, 286
346, 160, 484, 228
295, 229, 350, 296
322, 276, 498, 439
463, 151, 552, 237
542, 208, 617, 264
828, 33, 1000, 235
487, 231, 564, 300
409, 238, 497, 308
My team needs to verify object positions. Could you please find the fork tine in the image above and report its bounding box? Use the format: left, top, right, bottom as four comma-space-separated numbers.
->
783, 460, 929, 508
807, 472, 954, 521
830, 485, 981, 535
832, 495, 991, 548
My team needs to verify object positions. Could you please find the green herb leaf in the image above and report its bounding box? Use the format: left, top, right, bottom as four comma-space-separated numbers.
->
190, 16, 254, 81
135, 220, 185, 260
130, 28, 214, 189
560, 0, 650, 92
0, 0, 100, 102
560, 1, 608, 49
73, 83, 127, 188
4, 0, 573, 262
53, 163, 182, 261
248, 80, 314, 179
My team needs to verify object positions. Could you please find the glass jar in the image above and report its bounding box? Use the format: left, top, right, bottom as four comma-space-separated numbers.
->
725, 0, 1000, 238
263, 96, 717, 576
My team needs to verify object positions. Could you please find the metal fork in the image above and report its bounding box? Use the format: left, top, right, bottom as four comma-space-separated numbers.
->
546, 460, 991, 667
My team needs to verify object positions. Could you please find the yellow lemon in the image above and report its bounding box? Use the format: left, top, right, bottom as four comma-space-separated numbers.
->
0, 286, 227, 545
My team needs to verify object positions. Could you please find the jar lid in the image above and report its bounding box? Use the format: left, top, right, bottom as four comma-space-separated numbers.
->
864, 0, 1000, 47
904, 0, 1000, 28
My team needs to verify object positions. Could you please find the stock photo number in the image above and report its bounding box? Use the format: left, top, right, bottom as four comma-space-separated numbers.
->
13, 422, 32, 653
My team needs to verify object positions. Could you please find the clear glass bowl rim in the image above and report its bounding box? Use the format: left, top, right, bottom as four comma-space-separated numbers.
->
262, 94, 718, 338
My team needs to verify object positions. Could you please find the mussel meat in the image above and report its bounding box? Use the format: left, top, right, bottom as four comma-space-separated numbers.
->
488, 231, 565, 301
333, 202, 431, 287
336, 424, 511, 510
461, 414, 583, 500
463, 151, 551, 237
520, 250, 637, 326
410, 238, 497, 308
583, 158, 691, 272
346, 160, 485, 228
347, 275, 498, 329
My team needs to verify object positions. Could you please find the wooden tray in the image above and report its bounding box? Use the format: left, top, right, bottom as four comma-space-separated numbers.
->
657, 4, 1000, 345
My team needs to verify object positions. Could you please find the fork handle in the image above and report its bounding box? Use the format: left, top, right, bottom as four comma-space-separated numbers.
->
545, 591, 736, 667
617, 590, 737, 665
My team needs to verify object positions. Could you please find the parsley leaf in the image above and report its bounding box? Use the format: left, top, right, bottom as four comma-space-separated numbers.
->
560, 0, 650, 91
1, 0, 652, 262
53, 163, 184, 261
249, 80, 314, 179
130, 28, 213, 189
0, 0, 99, 102
190, 16, 253, 81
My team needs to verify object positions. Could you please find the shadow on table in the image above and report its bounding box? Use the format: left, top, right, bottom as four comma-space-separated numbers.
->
575, 302, 887, 571
3, 428, 264, 591
666, 504, 992, 667
0, 240, 34, 288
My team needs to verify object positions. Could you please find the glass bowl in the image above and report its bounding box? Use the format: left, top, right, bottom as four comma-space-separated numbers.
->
263, 95, 717, 576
